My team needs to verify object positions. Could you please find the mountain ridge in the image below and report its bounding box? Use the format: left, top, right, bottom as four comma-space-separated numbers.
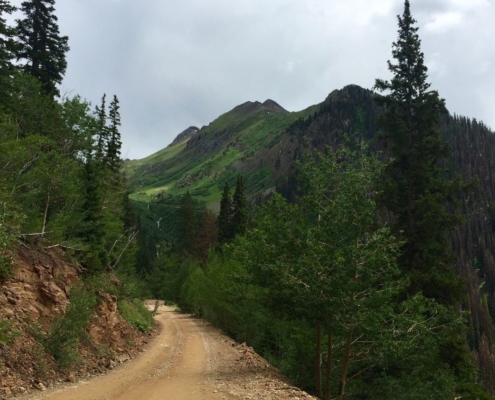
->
126, 86, 495, 394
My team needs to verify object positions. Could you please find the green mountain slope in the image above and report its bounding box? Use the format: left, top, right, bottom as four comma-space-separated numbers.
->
128, 84, 495, 393
126, 98, 318, 205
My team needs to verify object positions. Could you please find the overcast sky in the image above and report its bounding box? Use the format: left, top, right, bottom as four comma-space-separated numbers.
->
8, 0, 495, 159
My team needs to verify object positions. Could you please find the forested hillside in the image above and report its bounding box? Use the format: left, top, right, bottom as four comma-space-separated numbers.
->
0, 0, 152, 391
128, 3, 495, 398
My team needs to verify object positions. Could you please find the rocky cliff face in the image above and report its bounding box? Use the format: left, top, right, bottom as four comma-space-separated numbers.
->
0, 244, 151, 398
169, 126, 199, 146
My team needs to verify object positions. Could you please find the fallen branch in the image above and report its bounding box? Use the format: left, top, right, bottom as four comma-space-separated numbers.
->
19, 231, 53, 238
109, 230, 139, 271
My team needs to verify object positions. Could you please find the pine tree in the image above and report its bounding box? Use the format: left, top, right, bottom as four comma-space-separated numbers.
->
79, 157, 107, 273
374, 0, 465, 305
15, 0, 69, 97
217, 182, 233, 244
0, 1, 16, 73
0, 0, 17, 103
196, 208, 218, 265
179, 190, 197, 257
231, 175, 247, 237
105, 95, 122, 173
95, 93, 107, 161
374, 2, 484, 395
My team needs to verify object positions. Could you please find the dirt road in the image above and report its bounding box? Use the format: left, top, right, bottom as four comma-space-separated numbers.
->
20, 305, 315, 400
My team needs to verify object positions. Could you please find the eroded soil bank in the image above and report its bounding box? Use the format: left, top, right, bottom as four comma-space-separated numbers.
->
15, 305, 316, 400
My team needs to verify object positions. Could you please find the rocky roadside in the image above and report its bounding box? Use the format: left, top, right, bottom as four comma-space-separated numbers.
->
0, 244, 155, 399
198, 318, 317, 400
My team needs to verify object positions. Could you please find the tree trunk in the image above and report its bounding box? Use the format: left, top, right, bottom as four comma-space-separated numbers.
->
337, 335, 352, 400
325, 328, 333, 400
315, 323, 322, 398
41, 186, 51, 235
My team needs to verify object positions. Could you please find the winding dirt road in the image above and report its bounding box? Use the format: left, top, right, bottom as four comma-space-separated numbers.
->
20, 305, 315, 400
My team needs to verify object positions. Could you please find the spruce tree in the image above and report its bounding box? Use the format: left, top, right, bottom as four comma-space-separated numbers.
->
15, 0, 69, 97
0, 1, 16, 73
374, 0, 464, 305
179, 190, 197, 257
196, 208, 218, 265
79, 157, 107, 273
95, 93, 107, 161
231, 175, 247, 237
217, 182, 233, 244
105, 95, 122, 173
374, 2, 484, 395
0, 0, 16, 103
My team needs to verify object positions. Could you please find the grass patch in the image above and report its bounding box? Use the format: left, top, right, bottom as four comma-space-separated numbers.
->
118, 299, 154, 332
35, 283, 97, 369
0, 320, 19, 344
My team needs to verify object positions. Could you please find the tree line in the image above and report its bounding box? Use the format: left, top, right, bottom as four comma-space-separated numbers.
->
0, 0, 137, 278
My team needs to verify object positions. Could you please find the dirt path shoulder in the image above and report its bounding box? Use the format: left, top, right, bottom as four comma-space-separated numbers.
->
17, 305, 315, 400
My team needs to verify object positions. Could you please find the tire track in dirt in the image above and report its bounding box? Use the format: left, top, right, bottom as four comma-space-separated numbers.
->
20, 306, 225, 400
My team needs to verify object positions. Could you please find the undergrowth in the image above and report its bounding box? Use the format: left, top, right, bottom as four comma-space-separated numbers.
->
0, 320, 19, 344
34, 283, 97, 369
117, 298, 154, 332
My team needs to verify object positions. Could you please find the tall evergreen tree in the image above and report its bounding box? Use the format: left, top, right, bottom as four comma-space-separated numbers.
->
15, 0, 69, 97
196, 208, 218, 265
79, 157, 107, 273
105, 95, 122, 173
0, 1, 16, 73
217, 182, 233, 244
95, 93, 107, 161
0, 0, 16, 103
374, 0, 464, 305
231, 175, 247, 237
374, 2, 484, 396
179, 190, 197, 257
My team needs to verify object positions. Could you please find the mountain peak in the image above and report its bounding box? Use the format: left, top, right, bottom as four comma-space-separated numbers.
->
169, 126, 199, 146
262, 99, 288, 113
231, 99, 287, 117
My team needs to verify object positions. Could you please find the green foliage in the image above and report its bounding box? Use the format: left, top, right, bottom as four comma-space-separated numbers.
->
196, 209, 218, 265
374, 0, 465, 304
0, 320, 19, 344
117, 298, 154, 333
39, 284, 96, 369
105, 95, 122, 173
77, 157, 107, 273
231, 175, 247, 237
0, 1, 151, 378
0, 0, 16, 76
148, 253, 197, 303
0, 189, 22, 280
178, 190, 197, 257
218, 182, 233, 244
373, 2, 484, 396
15, 0, 70, 97
161, 145, 484, 399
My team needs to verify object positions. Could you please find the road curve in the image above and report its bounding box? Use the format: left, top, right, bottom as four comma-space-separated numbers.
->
23, 306, 224, 400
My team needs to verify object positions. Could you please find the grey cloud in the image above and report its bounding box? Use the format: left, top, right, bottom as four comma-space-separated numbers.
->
7, 0, 495, 158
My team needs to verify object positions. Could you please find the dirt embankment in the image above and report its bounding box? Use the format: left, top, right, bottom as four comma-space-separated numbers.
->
1, 246, 315, 399
0, 244, 152, 398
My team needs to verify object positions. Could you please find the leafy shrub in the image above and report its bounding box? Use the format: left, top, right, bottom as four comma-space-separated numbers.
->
117, 298, 154, 332
38, 284, 97, 369
0, 195, 23, 280
0, 320, 19, 344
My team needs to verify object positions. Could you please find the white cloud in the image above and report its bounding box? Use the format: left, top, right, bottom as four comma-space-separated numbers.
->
424, 11, 463, 32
